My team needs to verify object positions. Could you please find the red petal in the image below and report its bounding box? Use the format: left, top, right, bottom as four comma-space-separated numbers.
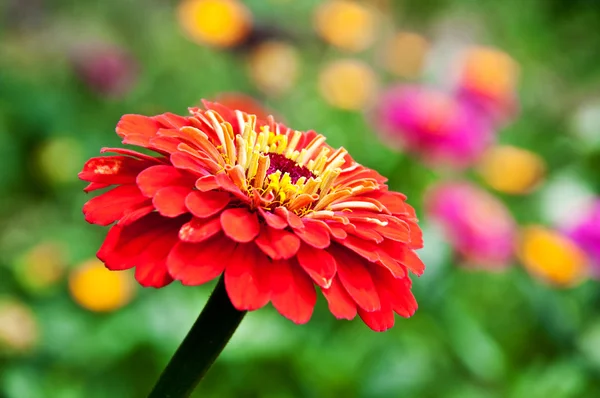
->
371, 267, 417, 318
153, 112, 190, 129
270, 259, 317, 324
179, 216, 222, 242
259, 208, 288, 229
296, 244, 337, 288
79, 156, 154, 185
185, 190, 230, 218
331, 246, 381, 312
321, 276, 357, 320
358, 302, 395, 332
100, 147, 165, 163
98, 213, 185, 288
293, 220, 330, 248
224, 243, 271, 310
215, 173, 249, 202
83, 182, 110, 192
133, 224, 180, 288
337, 235, 379, 262
117, 205, 155, 226
374, 218, 410, 242
401, 247, 425, 276
167, 235, 234, 285
153, 186, 192, 217
136, 165, 196, 197
116, 114, 160, 141
83, 185, 150, 226
220, 208, 260, 243
255, 225, 301, 260
408, 220, 424, 249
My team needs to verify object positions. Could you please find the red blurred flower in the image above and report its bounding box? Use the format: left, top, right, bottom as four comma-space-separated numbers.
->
79, 102, 424, 331
71, 43, 138, 99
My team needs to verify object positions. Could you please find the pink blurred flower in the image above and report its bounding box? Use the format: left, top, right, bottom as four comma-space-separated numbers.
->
565, 200, 600, 277
71, 43, 138, 99
425, 181, 517, 269
372, 84, 494, 168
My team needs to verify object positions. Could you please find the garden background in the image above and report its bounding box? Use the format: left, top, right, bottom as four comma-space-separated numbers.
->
1, 0, 600, 397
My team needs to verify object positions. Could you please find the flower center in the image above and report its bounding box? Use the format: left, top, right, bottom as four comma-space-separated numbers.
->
266, 153, 314, 184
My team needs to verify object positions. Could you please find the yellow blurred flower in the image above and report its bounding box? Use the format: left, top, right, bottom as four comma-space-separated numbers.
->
0, 299, 39, 354
247, 41, 300, 96
177, 0, 252, 48
519, 226, 588, 287
69, 259, 135, 312
381, 32, 429, 79
314, 0, 377, 52
318, 59, 377, 110
16, 242, 66, 292
477, 145, 546, 195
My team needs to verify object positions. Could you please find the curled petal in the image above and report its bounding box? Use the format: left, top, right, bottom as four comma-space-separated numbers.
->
270, 259, 317, 324
255, 225, 301, 260
220, 208, 260, 243
185, 190, 230, 218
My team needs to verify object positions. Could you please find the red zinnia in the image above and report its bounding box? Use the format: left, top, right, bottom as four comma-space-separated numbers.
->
79, 101, 424, 331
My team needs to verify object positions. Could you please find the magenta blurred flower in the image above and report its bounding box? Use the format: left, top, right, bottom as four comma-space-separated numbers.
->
71, 43, 138, 99
565, 200, 600, 276
372, 84, 494, 168
425, 181, 517, 270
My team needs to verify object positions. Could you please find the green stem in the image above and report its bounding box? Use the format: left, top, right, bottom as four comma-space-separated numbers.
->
148, 277, 246, 398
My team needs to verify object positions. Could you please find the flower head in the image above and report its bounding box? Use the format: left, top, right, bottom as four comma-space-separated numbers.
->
425, 181, 516, 269
372, 84, 494, 168
564, 200, 600, 277
79, 101, 424, 331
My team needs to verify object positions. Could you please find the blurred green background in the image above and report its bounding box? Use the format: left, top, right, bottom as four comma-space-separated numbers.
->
1, 0, 600, 397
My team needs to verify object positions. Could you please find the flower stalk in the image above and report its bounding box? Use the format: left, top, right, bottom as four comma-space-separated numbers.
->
148, 277, 246, 398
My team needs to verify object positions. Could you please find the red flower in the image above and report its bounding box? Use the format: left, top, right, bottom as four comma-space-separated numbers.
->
79, 101, 424, 331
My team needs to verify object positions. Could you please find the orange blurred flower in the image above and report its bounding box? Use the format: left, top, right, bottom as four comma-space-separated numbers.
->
519, 226, 588, 287
477, 145, 546, 195
69, 259, 135, 312
178, 0, 252, 48
314, 0, 378, 52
